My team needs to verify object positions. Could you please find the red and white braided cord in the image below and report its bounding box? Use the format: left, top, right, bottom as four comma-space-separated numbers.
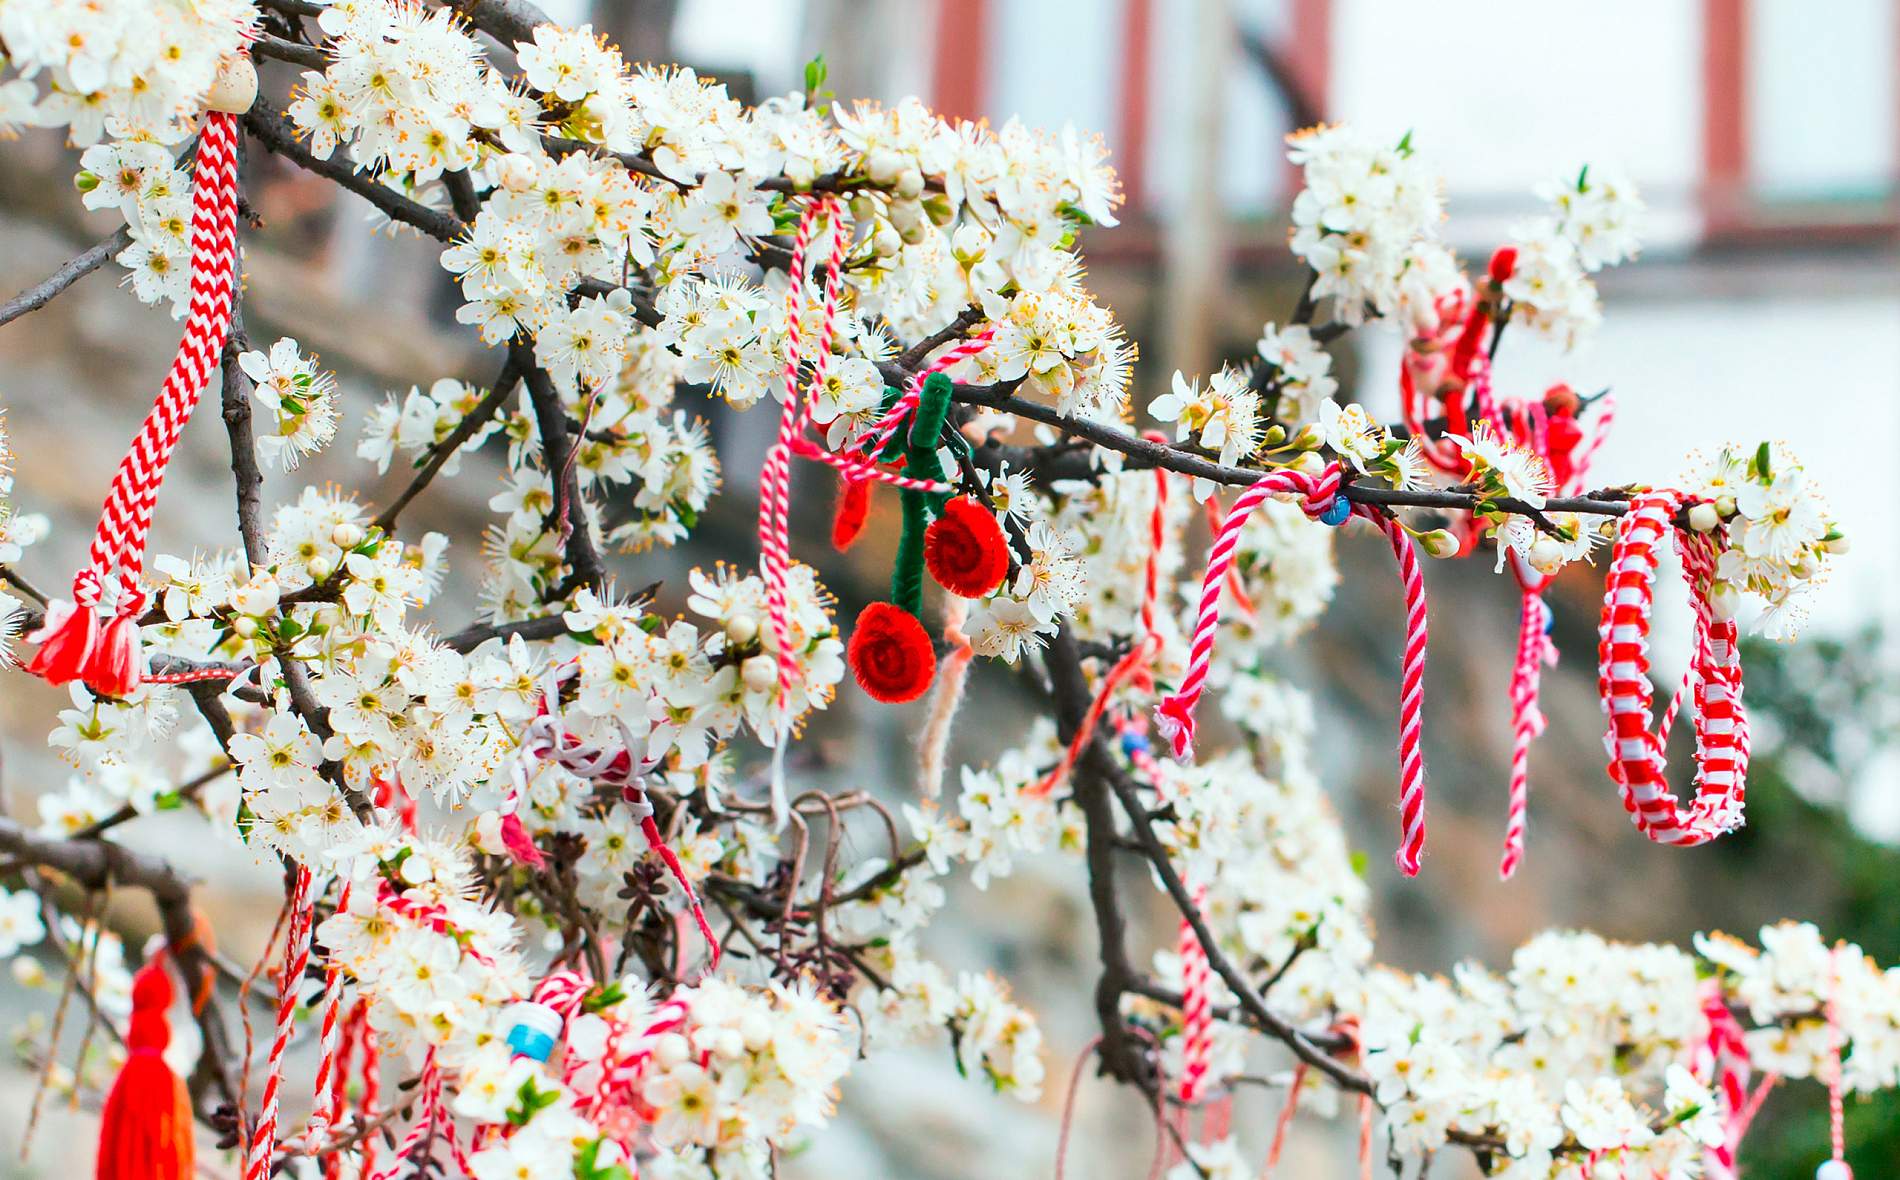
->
1368, 507, 1431, 877
1153, 463, 1343, 759
1176, 883, 1214, 1106
80, 111, 242, 617
1498, 588, 1551, 879
1826, 945, 1851, 1171
244, 864, 314, 1180
304, 878, 352, 1153
1596, 491, 1748, 845
760, 196, 845, 715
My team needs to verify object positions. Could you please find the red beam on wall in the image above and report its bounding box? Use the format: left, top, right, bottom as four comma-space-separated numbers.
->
1702, 0, 1749, 233
931, 0, 991, 123
1116, 0, 1154, 209
1289, 0, 1330, 125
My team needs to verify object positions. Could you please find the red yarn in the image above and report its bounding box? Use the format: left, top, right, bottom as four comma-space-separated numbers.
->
924, 496, 1010, 598
847, 602, 937, 703
832, 476, 871, 550
97, 960, 194, 1180
1487, 244, 1518, 284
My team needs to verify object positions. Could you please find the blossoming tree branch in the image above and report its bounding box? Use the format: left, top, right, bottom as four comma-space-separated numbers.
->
0, 1, 1875, 1178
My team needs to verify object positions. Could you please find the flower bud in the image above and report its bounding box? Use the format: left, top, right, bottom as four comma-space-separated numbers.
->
865, 149, 905, 185
894, 168, 925, 199
12, 957, 46, 988
951, 223, 989, 265
473, 810, 507, 855
495, 153, 538, 193
1714, 495, 1736, 519
1822, 532, 1849, 555
726, 612, 759, 645
873, 226, 902, 258
741, 654, 777, 693
1420, 529, 1461, 559
233, 615, 259, 638
205, 54, 258, 114
74, 170, 100, 193
333, 521, 366, 549
849, 193, 878, 224
1290, 424, 1324, 452
1261, 424, 1287, 448
653, 1033, 689, 1067
307, 555, 335, 582
1686, 502, 1721, 533
1289, 451, 1327, 477
1527, 537, 1566, 574
1707, 579, 1741, 622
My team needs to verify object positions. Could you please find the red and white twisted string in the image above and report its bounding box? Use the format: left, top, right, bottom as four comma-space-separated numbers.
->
1153, 463, 1343, 759
1372, 507, 1432, 877
365, 1048, 442, 1180
303, 878, 352, 1154
1175, 883, 1214, 1106
1498, 580, 1553, 879
244, 863, 314, 1180
26, 111, 242, 696
1596, 490, 1748, 846
1154, 464, 1432, 875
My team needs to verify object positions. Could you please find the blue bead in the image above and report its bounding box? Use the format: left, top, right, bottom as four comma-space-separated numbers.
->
1120, 731, 1150, 757
506, 1024, 557, 1062
1318, 497, 1351, 527
1541, 603, 1555, 634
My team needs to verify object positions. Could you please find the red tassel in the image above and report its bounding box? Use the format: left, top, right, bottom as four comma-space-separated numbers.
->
97, 960, 194, 1180
832, 476, 871, 550
82, 614, 142, 698
24, 599, 99, 686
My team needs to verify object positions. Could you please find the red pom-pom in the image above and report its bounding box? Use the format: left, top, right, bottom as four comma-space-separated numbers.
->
924, 497, 1010, 599
97, 960, 194, 1180
847, 602, 937, 704
832, 476, 871, 550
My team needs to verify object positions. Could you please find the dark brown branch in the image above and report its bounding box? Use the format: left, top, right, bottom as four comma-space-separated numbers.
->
510, 337, 607, 594
0, 228, 131, 329
220, 316, 268, 567
0, 818, 238, 1112
251, 32, 327, 69
241, 100, 466, 242
372, 356, 521, 533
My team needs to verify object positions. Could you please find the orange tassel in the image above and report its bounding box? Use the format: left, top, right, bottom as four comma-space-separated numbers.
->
97, 959, 194, 1180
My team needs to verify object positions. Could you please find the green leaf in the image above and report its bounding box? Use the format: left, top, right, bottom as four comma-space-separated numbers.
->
1752, 440, 1772, 482
803, 53, 829, 99
1576, 163, 1590, 192
583, 980, 627, 1013
1395, 129, 1414, 157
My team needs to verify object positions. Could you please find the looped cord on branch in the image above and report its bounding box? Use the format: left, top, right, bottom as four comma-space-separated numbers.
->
1596, 489, 1750, 846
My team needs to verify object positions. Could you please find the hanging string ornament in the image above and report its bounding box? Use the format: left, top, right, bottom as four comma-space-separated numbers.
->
846, 371, 965, 705
1155, 462, 1434, 875
95, 957, 195, 1180
26, 90, 251, 696
1596, 489, 1749, 845
1817, 945, 1854, 1180
753, 198, 958, 817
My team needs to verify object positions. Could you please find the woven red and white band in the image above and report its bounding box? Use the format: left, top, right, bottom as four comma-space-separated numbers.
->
1596, 490, 1749, 845
25, 111, 243, 698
